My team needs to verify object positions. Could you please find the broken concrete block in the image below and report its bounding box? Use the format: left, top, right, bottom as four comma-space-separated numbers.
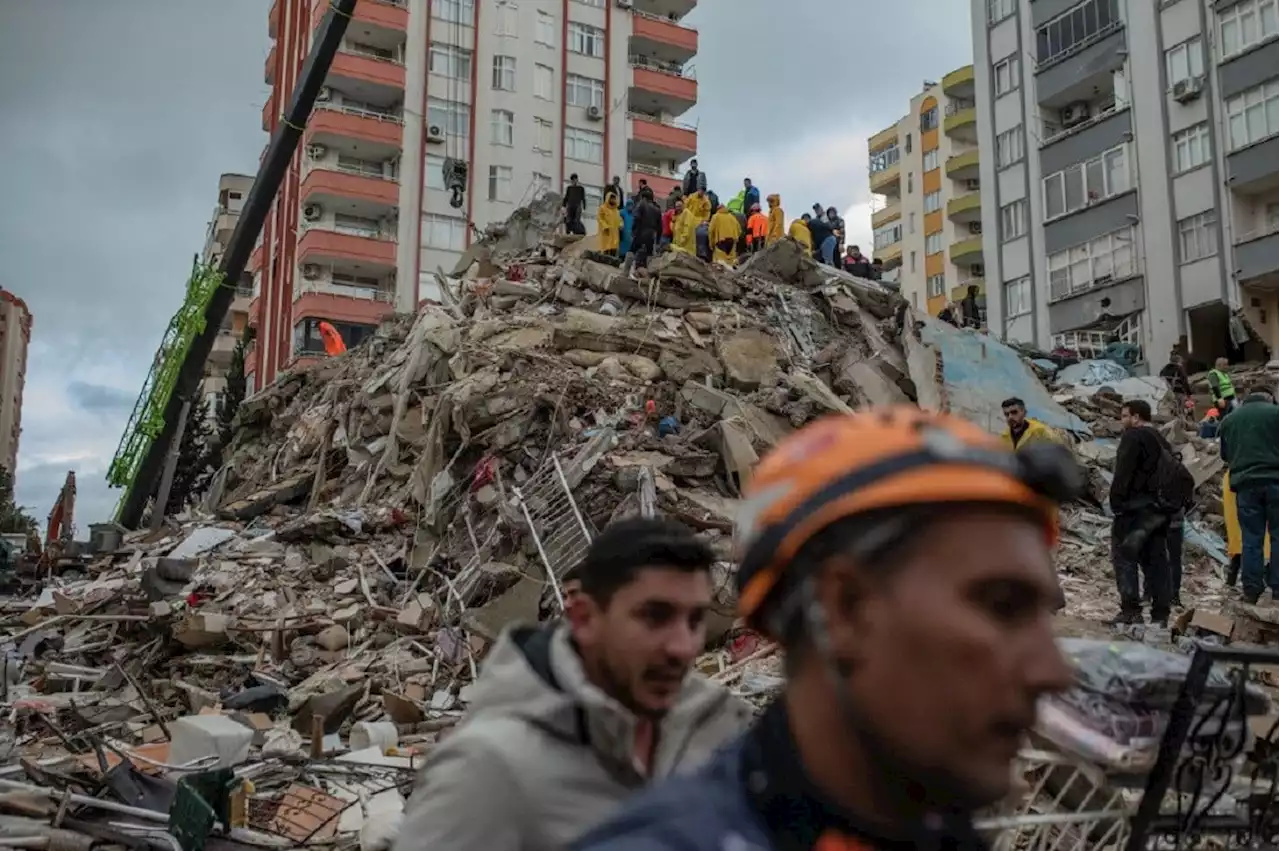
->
169, 714, 255, 769
173, 613, 233, 649
718, 329, 780, 391
316, 624, 350, 651
658, 347, 722, 384
463, 576, 544, 641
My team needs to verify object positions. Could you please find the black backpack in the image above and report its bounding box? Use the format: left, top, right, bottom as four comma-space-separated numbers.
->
1154, 439, 1196, 512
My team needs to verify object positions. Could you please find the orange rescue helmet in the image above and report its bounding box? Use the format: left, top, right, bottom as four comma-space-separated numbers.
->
734, 407, 1076, 627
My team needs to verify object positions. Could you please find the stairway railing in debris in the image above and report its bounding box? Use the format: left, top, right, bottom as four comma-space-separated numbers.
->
513, 453, 594, 608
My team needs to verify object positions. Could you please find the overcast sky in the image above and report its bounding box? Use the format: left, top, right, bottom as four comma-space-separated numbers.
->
0, 0, 973, 533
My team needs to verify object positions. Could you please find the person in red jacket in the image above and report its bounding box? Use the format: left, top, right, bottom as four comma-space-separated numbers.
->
660, 200, 682, 250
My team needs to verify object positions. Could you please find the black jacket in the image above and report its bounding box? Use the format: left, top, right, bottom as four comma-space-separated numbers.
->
563, 183, 586, 214
1158, 362, 1191, 395
1110, 425, 1173, 513
844, 256, 874, 278
681, 169, 704, 196
807, 217, 834, 246
632, 198, 662, 236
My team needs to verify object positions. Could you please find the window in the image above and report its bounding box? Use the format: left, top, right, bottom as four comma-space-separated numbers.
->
583, 186, 602, 215
492, 56, 517, 91
534, 64, 554, 99
336, 154, 387, 177
926, 274, 947, 297
1004, 276, 1032, 317
1268, 201, 1280, 231
1047, 226, 1135, 300
488, 165, 513, 202
994, 55, 1020, 96
907, 171, 914, 193
429, 44, 472, 80
1035, 0, 1120, 66
1000, 199, 1027, 240
490, 109, 514, 146
574, 0, 605, 6
908, 212, 916, 234
996, 126, 1025, 167
494, 2, 518, 36
565, 127, 603, 163
925, 231, 944, 254
1219, 0, 1279, 59
532, 172, 552, 195
924, 190, 942, 212
569, 22, 604, 56
427, 97, 469, 137
920, 107, 939, 132
566, 74, 604, 109
1178, 210, 1218, 262
1164, 38, 1204, 87
433, 0, 475, 26
294, 318, 376, 356
1225, 80, 1279, 151
425, 154, 445, 190
905, 133, 913, 153
909, 251, 917, 273
534, 117, 554, 152
868, 146, 900, 174
988, 0, 1015, 25
423, 214, 468, 251
536, 11, 556, 46
1042, 144, 1129, 220
923, 149, 939, 171
873, 222, 902, 250
1171, 123, 1211, 172
334, 213, 382, 238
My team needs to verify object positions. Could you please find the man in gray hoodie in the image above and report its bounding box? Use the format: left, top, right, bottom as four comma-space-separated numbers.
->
394, 517, 753, 851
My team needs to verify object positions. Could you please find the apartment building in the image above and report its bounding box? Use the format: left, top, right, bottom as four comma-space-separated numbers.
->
867, 67, 986, 316
249, 0, 699, 391
0, 291, 32, 476
201, 173, 254, 413
971, 0, 1277, 366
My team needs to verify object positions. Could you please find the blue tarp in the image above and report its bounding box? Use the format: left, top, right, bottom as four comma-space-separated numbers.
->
917, 319, 1091, 438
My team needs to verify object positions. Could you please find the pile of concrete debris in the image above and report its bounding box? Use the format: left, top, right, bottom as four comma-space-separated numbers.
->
0, 229, 1272, 849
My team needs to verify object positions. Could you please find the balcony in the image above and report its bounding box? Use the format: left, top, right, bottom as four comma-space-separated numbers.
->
268, 0, 279, 38
265, 45, 276, 86
630, 10, 697, 65
871, 202, 901, 230
943, 100, 976, 142
261, 93, 274, 133
942, 64, 975, 99
231, 286, 254, 318
209, 330, 238, 369
949, 236, 984, 266
950, 277, 985, 301
301, 166, 399, 215
629, 165, 681, 199
293, 291, 396, 327
628, 56, 697, 116
945, 149, 980, 181
297, 228, 396, 271
946, 192, 982, 224
330, 48, 406, 104
308, 103, 404, 155
1227, 137, 1279, 196
1234, 227, 1280, 284
868, 124, 897, 154
628, 112, 697, 163
635, 0, 696, 19
879, 242, 903, 266
311, 0, 408, 37
249, 244, 265, 272
869, 163, 901, 196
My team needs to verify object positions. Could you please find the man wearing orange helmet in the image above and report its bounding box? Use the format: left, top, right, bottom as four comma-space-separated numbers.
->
572, 408, 1081, 851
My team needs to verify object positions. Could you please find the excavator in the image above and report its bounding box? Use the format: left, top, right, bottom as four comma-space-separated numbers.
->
0, 472, 85, 591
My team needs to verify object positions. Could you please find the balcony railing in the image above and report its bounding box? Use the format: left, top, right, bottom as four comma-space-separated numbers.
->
945, 99, 975, 116
305, 222, 399, 241
632, 8, 697, 32
333, 160, 397, 180
1234, 222, 1280, 245
1041, 100, 1123, 147
341, 42, 404, 65
628, 54, 695, 79
627, 111, 697, 131
300, 281, 395, 302
628, 162, 680, 179
234, 285, 254, 298
317, 101, 404, 124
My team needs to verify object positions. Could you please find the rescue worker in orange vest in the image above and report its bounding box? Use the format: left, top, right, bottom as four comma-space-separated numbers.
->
317, 320, 347, 356
745, 204, 770, 254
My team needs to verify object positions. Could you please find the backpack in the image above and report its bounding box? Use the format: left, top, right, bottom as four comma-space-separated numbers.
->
1154, 440, 1196, 512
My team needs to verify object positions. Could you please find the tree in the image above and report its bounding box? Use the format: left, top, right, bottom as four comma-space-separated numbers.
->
211, 338, 248, 474
165, 403, 214, 516
0, 467, 38, 536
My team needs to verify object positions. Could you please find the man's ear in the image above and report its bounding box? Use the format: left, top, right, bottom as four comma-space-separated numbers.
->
814, 558, 876, 667
565, 587, 598, 635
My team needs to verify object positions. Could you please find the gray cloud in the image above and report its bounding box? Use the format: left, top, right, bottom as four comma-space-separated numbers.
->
0, 0, 972, 529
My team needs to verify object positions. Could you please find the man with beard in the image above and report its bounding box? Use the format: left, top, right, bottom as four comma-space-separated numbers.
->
394, 517, 751, 851
572, 408, 1078, 851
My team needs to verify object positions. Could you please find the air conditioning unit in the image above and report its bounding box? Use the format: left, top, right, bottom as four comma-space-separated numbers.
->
965, 178, 981, 191
303, 204, 322, 222
426, 125, 445, 143
586, 105, 603, 121
316, 86, 332, 103
968, 222, 983, 235
970, 264, 985, 278
1173, 76, 1204, 103
307, 143, 327, 159
1061, 101, 1090, 127
302, 264, 322, 280
616, 0, 633, 7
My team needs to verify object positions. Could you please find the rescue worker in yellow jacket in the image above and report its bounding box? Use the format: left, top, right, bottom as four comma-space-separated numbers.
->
596, 195, 622, 255
684, 189, 711, 223
765, 194, 784, 244
672, 203, 698, 255
709, 205, 741, 265
999, 397, 1062, 450
788, 215, 813, 251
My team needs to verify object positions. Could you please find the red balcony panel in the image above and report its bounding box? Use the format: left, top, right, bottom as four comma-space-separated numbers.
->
331, 51, 406, 90
630, 171, 680, 198
301, 168, 399, 207
308, 108, 403, 148
632, 15, 698, 53
311, 0, 408, 32
293, 291, 396, 326
630, 117, 697, 155
261, 93, 274, 132
265, 45, 276, 85
631, 67, 697, 102
268, 0, 279, 38
296, 229, 396, 267
248, 245, 264, 272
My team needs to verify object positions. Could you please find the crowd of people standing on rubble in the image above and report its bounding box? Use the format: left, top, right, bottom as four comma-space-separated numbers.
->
559, 162, 886, 280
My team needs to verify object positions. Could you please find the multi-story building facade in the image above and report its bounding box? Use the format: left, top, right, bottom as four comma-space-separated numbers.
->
867, 67, 986, 316
0, 290, 32, 475
971, 0, 1277, 365
248, 0, 698, 391
202, 174, 254, 413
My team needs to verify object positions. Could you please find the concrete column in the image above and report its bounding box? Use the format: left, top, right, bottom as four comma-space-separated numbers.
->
395, 0, 428, 314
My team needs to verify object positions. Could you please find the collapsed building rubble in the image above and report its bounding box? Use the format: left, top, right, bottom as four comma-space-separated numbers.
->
1, 223, 1275, 849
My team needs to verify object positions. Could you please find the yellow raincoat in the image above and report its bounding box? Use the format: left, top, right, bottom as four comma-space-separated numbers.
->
788, 218, 812, 250
999, 418, 1061, 451
596, 197, 622, 253
672, 207, 697, 254
685, 191, 712, 223
1224, 470, 1271, 558
709, 206, 741, 264
766, 194, 784, 244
